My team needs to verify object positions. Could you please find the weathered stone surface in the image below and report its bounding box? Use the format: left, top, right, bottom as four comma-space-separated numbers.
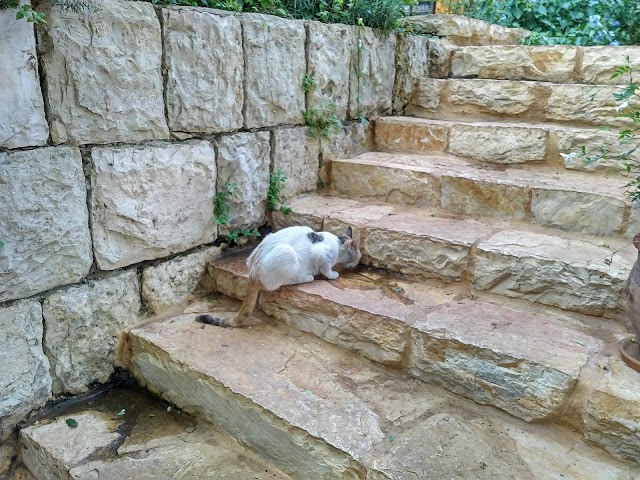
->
532, 189, 625, 236
446, 78, 539, 116
626, 203, 640, 239
450, 46, 577, 82
0, 147, 92, 302
216, 132, 270, 233
581, 47, 640, 85
142, 246, 222, 314
393, 34, 430, 112
409, 78, 445, 111
37, 0, 168, 145
375, 117, 448, 154
90, 141, 217, 270
427, 38, 455, 78
243, 14, 305, 128
0, 301, 51, 440
43, 270, 141, 395
546, 84, 629, 127
272, 127, 321, 198
163, 8, 243, 133
411, 301, 596, 421
307, 21, 353, 119
584, 358, 640, 465
320, 122, 370, 161
349, 28, 396, 118
449, 123, 547, 163
473, 230, 629, 316
0, 6, 48, 149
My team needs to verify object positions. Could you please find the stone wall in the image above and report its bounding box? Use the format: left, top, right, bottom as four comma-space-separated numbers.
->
0, 1, 428, 439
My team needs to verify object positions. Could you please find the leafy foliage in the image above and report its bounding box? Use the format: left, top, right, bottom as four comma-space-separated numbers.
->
0, 0, 99, 24
443, 0, 640, 46
302, 74, 317, 94
214, 181, 238, 225
303, 103, 343, 139
268, 169, 292, 215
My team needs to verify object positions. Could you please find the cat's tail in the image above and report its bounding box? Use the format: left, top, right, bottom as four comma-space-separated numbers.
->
195, 279, 262, 328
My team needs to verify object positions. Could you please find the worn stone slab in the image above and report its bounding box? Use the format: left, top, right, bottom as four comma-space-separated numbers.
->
580, 47, 640, 85
272, 127, 321, 199
444, 78, 540, 117
216, 132, 270, 233
393, 34, 430, 112
374, 116, 448, 154
0, 5, 48, 149
163, 7, 243, 133
243, 14, 305, 128
37, 0, 168, 145
320, 122, 370, 162
0, 147, 92, 302
43, 270, 141, 395
546, 84, 630, 127
90, 141, 217, 270
0, 301, 51, 441
450, 45, 578, 82
449, 123, 547, 163
142, 246, 223, 314
306, 21, 353, 119
584, 358, 640, 465
427, 38, 455, 78
349, 28, 396, 118
473, 230, 630, 316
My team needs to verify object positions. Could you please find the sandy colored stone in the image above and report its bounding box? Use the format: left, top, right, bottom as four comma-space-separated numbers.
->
37, 0, 168, 145
163, 8, 243, 133
374, 117, 449, 154
142, 246, 223, 314
473, 230, 629, 316
90, 141, 217, 270
448, 123, 548, 163
393, 34, 430, 112
584, 358, 640, 465
272, 127, 321, 198
0, 147, 92, 303
546, 84, 631, 127
450, 45, 578, 82
580, 47, 640, 85
427, 38, 455, 78
447, 78, 540, 116
307, 21, 353, 119
216, 131, 270, 233
410, 78, 445, 111
43, 270, 141, 395
0, 301, 51, 440
243, 14, 305, 128
349, 28, 396, 118
0, 4, 48, 149
320, 122, 370, 162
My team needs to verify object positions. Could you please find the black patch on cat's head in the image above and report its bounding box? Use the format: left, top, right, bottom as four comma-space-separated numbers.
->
307, 232, 324, 244
337, 235, 349, 244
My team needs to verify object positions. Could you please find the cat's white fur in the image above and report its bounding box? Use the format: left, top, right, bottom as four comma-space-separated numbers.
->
248, 225, 360, 291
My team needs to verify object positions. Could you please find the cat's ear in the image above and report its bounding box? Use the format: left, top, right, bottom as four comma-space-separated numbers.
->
347, 238, 360, 249
344, 226, 353, 238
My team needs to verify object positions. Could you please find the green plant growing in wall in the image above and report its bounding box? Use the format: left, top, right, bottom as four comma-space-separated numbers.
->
214, 181, 238, 226
266, 169, 292, 228
303, 103, 343, 139
302, 74, 317, 94
1, 0, 99, 23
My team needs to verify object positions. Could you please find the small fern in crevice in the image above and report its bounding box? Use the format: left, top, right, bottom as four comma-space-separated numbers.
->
214, 181, 238, 226
303, 103, 343, 140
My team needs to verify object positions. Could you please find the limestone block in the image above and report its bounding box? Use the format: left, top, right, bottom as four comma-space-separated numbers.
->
546, 84, 629, 127
320, 122, 369, 161
243, 14, 306, 128
626, 203, 640, 239
0, 147, 92, 303
375, 117, 448, 154
163, 8, 243, 134
410, 78, 445, 111
532, 189, 625, 236
43, 270, 141, 395
142, 246, 223, 314
216, 132, 270, 233
90, 141, 217, 270
393, 34, 430, 112
450, 46, 578, 82
584, 359, 640, 465
448, 124, 548, 163
446, 79, 540, 116
0, 301, 51, 440
427, 38, 455, 78
0, 5, 48, 149
37, 0, 168, 145
473, 230, 628, 316
272, 127, 321, 199
581, 47, 640, 85
411, 301, 596, 421
307, 21, 353, 119
349, 28, 397, 118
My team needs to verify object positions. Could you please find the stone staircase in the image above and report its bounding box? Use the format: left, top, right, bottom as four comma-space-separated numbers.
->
19, 43, 640, 479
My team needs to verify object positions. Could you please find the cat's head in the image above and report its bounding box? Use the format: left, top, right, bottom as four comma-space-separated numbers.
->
337, 227, 361, 269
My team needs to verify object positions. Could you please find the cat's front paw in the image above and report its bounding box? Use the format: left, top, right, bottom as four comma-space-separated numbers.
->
302, 274, 315, 283
325, 271, 339, 280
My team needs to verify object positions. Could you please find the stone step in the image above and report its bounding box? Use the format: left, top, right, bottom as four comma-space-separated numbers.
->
373, 116, 640, 172
19, 385, 293, 480
328, 149, 632, 238
407, 78, 633, 129
274, 194, 634, 317
127, 298, 640, 478
431, 43, 640, 85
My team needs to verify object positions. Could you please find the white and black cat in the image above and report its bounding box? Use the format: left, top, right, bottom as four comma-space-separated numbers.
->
197, 225, 361, 328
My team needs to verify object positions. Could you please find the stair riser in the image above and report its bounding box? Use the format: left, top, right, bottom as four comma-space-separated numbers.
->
128, 334, 365, 480
374, 118, 640, 171
331, 160, 628, 237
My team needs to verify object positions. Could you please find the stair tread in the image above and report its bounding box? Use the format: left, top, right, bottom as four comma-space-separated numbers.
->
128, 301, 640, 478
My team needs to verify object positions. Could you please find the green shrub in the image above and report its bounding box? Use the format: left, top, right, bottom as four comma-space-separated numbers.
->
443, 0, 640, 46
